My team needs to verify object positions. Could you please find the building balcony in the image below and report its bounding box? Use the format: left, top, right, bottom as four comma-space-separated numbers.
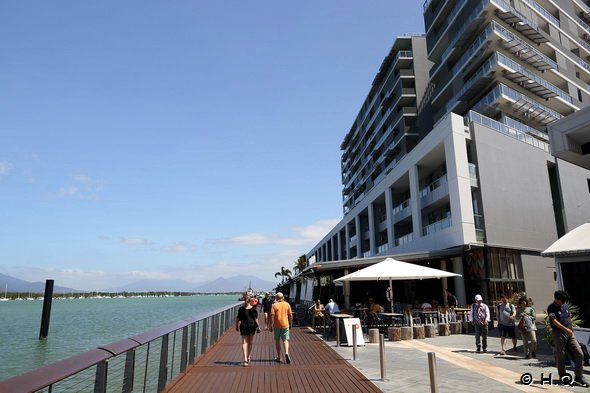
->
470, 83, 562, 127
464, 110, 551, 153
392, 199, 412, 222
377, 243, 389, 254
394, 232, 414, 247
419, 174, 449, 207
422, 216, 452, 236
362, 250, 372, 258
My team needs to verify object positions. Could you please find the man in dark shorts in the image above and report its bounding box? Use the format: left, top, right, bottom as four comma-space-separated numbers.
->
497, 294, 517, 355
547, 290, 588, 387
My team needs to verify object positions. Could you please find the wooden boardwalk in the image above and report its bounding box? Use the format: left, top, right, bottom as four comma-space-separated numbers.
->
165, 323, 382, 393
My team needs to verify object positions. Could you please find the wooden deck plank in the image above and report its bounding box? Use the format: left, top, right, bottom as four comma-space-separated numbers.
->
165, 322, 382, 393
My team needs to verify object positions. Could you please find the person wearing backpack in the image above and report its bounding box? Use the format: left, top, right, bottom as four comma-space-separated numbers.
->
516, 296, 537, 359
497, 294, 517, 355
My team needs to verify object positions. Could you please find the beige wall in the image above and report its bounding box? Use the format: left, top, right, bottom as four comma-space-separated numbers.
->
521, 253, 556, 317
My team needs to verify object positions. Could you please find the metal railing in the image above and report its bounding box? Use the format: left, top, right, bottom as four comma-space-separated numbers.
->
0, 302, 241, 393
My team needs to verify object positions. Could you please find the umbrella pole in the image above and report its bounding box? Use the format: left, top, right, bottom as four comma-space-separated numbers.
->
389, 279, 393, 313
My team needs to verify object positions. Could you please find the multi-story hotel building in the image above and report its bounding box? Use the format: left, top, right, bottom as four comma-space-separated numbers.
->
305, 0, 590, 309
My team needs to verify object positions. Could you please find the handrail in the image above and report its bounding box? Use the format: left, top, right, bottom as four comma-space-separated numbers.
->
0, 302, 242, 393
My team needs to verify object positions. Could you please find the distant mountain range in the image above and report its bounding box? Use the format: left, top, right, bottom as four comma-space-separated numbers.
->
0, 273, 276, 294
0, 273, 81, 294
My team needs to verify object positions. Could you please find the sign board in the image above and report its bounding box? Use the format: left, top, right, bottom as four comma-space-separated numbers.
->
343, 318, 365, 346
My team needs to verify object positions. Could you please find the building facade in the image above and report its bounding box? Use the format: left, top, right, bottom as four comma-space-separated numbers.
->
306, 0, 590, 309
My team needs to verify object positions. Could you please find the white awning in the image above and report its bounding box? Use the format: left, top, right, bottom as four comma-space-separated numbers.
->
542, 223, 590, 256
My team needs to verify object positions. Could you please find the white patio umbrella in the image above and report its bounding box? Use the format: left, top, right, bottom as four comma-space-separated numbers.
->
333, 257, 461, 315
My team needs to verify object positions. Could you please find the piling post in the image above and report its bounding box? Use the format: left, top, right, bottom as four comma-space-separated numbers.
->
428, 352, 439, 393
379, 333, 386, 381
39, 279, 54, 340
352, 323, 357, 360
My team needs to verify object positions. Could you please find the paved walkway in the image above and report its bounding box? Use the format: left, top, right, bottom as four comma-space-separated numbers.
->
327, 328, 589, 392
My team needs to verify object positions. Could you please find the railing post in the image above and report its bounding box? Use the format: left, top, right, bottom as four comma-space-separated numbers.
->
157, 334, 169, 393
188, 322, 197, 365
122, 349, 135, 393
94, 360, 108, 393
180, 326, 189, 372
200, 318, 209, 356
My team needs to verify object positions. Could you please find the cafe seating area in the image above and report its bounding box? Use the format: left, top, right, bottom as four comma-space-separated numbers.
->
312, 304, 471, 345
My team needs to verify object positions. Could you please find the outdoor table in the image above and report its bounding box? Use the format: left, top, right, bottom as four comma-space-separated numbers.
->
352, 307, 368, 319
415, 310, 439, 325
378, 312, 403, 326
454, 307, 471, 322
329, 313, 353, 347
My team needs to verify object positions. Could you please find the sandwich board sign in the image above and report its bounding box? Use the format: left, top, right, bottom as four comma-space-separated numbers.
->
343, 318, 365, 346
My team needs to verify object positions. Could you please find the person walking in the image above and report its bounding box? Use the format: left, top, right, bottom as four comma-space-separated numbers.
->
547, 290, 588, 387
470, 294, 490, 353
516, 296, 537, 359
269, 292, 293, 364
497, 294, 517, 355
261, 292, 273, 330
235, 296, 259, 367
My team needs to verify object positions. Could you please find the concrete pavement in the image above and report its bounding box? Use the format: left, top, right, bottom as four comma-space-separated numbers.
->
320, 327, 589, 392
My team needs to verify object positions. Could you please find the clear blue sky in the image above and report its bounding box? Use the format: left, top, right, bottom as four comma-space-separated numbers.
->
0, 1, 424, 291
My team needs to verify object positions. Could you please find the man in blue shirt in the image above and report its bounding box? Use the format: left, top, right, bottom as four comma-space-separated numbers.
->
325, 299, 340, 315
547, 290, 588, 387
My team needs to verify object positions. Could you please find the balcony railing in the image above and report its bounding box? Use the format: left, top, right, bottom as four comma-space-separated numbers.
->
394, 232, 414, 247
377, 243, 389, 254
464, 110, 551, 153
419, 174, 448, 198
0, 303, 241, 393
422, 216, 452, 236
392, 199, 411, 215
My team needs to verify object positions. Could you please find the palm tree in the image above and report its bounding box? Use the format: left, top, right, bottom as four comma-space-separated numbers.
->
292, 254, 308, 274
274, 267, 292, 284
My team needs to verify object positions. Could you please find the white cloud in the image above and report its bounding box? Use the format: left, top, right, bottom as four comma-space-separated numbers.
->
59, 186, 79, 196
58, 173, 103, 200
0, 161, 12, 176
161, 242, 196, 253
121, 237, 153, 246
220, 218, 340, 247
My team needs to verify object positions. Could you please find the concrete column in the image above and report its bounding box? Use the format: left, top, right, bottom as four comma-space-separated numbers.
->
409, 164, 422, 238
385, 187, 394, 248
355, 215, 362, 257
452, 257, 466, 306
337, 230, 342, 261
343, 269, 350, 310
444, 115, 476, 244
330, 237, 335, 261
440, 259, 447, 306
368, 203, 376, 256
345, 223, 350, 259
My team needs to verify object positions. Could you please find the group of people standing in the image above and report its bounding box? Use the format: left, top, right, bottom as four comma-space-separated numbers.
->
235, 292, 293, 367
469, 290, 587, 387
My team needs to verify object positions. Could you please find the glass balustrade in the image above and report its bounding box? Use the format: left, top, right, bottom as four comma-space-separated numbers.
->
464, 110, 551, 153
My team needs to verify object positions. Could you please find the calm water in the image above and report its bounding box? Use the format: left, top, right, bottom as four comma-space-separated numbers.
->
0, 295, 239, 381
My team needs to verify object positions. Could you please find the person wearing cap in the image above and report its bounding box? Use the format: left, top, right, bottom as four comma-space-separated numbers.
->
269, 292, 293, 364
470, 294, 490, 353
235, 296, 260, 366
